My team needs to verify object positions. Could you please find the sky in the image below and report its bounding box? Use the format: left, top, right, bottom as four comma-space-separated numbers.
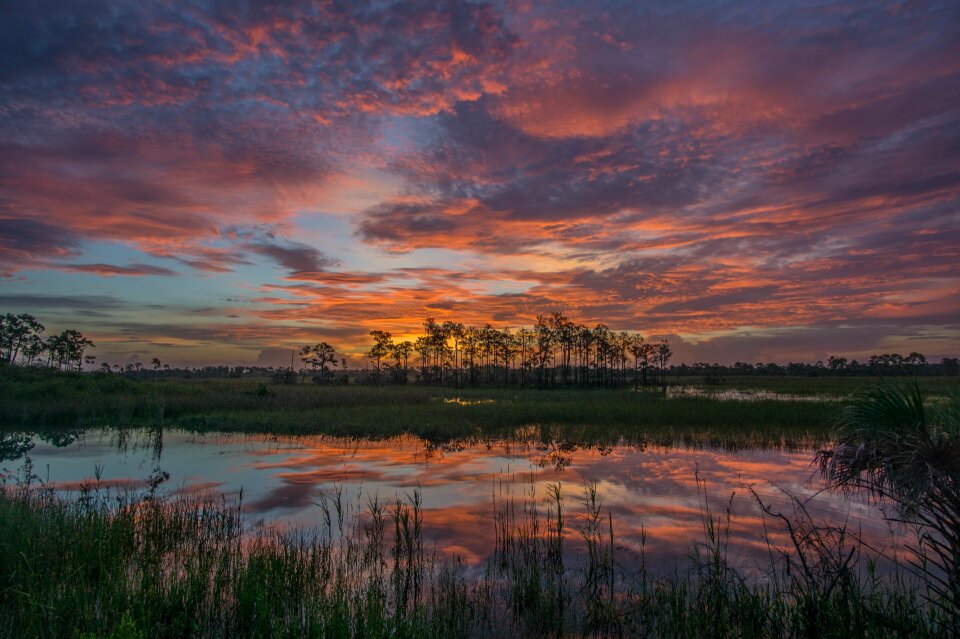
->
0, 0, 958, 367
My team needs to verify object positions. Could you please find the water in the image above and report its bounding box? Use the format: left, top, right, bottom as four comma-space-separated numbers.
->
665, 386, 845, 401
2, 428, 911, 575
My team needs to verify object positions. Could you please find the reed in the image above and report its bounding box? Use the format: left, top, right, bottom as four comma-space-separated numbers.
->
1, 461, 947, 639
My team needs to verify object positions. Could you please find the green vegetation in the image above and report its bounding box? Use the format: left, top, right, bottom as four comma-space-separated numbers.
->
1, 465, 948, 639
0, 312, 94, 371
3, 367, 959, 637
7, 313, 956, 391
819, 385, 960, 626
670, 374, 960, 397
2, 367, 956, 451
0, 366, 876, 448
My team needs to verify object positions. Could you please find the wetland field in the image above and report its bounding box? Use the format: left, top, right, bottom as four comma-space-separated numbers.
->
1, 368, 958, 638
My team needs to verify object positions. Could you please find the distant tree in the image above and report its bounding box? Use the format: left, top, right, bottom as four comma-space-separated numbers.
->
497, 327, 515, 385
575, 324, 594, 385
301, 342, 338, 382
21, 333, 45, 366
479, 324, 496, 384
627, 334, 646, 390
43, 329, 94, 371
828, 356, 848, 372
654, 341, 672, 392
367, 330, 393, 378
299, 345, 313, 382
408, 336, 426, 381
391, 340, 413, 383
443, 321, 465, 387
614, 331, 630, 387
423, 318, 449, 385
905, 352, 927, 373
1, 313, 44, 365
313, 342, 337, 382
271, 367, 297, 384
516, 327, 534, 386
943, 357, 960, 377
10, 311, 950, 386
549, 313, 575, 385
461, 327, 479, 385
534, 316, 555, 385
591, 324, 611, 387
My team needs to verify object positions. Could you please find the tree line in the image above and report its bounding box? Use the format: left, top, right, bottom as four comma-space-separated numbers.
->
675, 353, 959, 381
3, 311, 957, 384
0, 313, 94, 371
345, 313, 672, 389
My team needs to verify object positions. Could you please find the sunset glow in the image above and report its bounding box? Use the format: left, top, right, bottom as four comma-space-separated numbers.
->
1, 1, 957, 365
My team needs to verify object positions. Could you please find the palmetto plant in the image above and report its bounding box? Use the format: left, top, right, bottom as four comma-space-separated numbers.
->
818, 384, 960, 628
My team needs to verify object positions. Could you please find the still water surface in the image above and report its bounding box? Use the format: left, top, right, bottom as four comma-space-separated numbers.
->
5, 429, 909, 574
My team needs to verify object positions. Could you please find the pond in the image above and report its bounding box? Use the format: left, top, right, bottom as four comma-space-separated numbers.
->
2, 428, 911, 577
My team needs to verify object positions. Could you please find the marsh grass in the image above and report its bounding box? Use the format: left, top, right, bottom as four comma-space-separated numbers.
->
0, 367, 858, 449
1, 460, 948, 639
672, 375, 959, 397
4, 371, 958, 636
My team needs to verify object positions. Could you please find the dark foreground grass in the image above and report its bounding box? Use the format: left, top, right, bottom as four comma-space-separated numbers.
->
0, 367, 893, 448
1, 469, 948, 639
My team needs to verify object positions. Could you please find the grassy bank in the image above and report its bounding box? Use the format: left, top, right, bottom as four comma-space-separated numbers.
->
1, 471, 947, 639
669, 374, 960, 396
0, 367, 894, 448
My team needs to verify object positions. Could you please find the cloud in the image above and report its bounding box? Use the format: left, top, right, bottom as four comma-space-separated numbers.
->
648, 286, 781, 314
255, 347, 296, 368
1, 0, 957, 362
244, 240, 340, 274
221, 225, 340, 275
56, 263, 178, 277
0, 217, 82, 273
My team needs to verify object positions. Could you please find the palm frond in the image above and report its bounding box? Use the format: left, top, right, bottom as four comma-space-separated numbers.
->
819, 382, 960, 626
835, 383, 925, 435
821, 383, 960, 502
